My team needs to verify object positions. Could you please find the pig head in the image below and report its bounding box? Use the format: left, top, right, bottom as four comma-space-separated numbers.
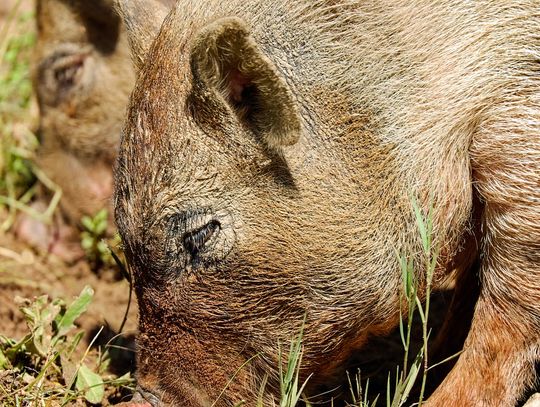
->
114, 1, 540, 406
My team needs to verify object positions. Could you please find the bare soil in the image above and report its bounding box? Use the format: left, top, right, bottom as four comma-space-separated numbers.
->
0, 220, 138, 367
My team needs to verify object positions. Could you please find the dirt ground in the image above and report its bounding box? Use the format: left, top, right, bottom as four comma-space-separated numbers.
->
0, 211, 138, 366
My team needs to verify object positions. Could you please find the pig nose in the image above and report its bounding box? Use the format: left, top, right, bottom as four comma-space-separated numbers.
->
182, 219, 221, 255
131, 385, 161, 406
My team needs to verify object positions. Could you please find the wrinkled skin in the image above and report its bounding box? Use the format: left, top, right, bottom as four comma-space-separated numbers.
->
16, 0, 135, 260
114, 1, 540, 406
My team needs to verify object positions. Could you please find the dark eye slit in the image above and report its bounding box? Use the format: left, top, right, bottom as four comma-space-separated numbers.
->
182, 220, 221, 256
55, 60, 84, 88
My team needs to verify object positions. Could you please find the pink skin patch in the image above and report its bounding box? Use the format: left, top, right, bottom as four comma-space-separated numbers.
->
14, 202, 84, 262
228, 69, 251, 103
86, 163, 113, 203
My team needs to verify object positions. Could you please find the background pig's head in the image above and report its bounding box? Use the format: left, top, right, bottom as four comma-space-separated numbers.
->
35, 0, 134, 161
34, 0, 135, 223
114, 0, 470, 405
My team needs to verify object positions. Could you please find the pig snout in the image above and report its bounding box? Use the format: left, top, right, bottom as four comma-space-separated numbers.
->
115, 385, 158, 406
131, 386, 161, 407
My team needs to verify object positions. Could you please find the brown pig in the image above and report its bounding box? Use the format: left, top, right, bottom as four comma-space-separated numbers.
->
114, 1, 540, 406
16, 0, 135, 259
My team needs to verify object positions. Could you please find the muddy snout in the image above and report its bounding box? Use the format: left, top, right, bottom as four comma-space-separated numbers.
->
122, 385, 160, 407
121, 382, 211, 407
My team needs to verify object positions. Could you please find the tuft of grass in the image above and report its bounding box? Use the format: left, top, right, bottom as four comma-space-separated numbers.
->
345, 370, 378, 407
227, 324, 312, 407
0, 2, 61, 231
80, 209, 122, 269
0, 286, 135, 406
277, 323, 312, 407
0, 3, 34, 114
356, 197, 441, 407
0, 3, 37, 229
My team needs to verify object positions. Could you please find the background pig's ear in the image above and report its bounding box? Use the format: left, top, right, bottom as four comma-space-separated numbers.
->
191, 17, 301, 149
114, 0, 171, 70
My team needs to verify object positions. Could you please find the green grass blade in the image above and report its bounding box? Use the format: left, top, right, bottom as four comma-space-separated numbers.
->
54, 286, 93, 340
76, 364, 104, 404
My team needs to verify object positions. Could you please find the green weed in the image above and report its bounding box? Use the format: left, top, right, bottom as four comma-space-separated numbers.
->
277, 324, 312, 407
227, 324, 312, 407
80, 209, 122, 268
0, 286, 134, 406
360, 197, 442, 407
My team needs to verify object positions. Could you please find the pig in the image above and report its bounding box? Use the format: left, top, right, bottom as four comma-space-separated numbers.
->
16, 0, 135, 260
113, 0, 540, 406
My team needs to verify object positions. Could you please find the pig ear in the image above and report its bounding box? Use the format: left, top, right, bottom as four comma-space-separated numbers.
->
191, 17, 301, 149
114, 0, 170, 70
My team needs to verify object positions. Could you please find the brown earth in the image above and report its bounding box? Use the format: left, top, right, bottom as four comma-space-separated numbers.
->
0, 214, 138, 367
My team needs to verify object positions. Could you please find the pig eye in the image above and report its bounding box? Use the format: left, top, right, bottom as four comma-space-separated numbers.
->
182, 219, 221, 256
163, 210, 235, 272
37, 45, 92, 106
52, 55, 85, 91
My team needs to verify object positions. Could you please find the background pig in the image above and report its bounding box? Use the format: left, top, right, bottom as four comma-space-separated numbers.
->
16, 0, 135, 259
114, 0, 540, 406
